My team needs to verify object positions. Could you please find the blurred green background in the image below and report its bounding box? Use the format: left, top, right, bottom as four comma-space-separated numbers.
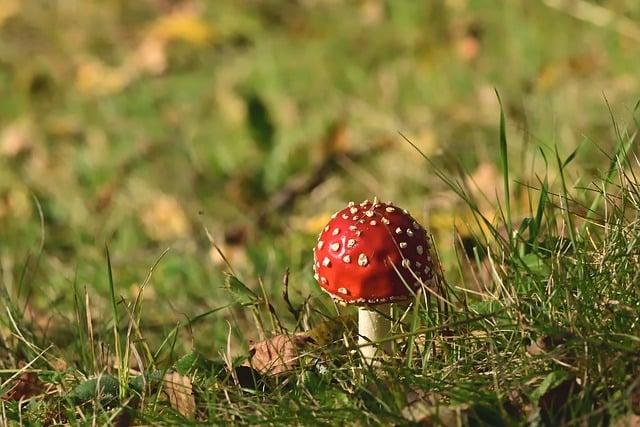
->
1, 0, 639, 352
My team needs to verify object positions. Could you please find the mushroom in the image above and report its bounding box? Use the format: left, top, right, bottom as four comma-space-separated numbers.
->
312, 199, 436, 362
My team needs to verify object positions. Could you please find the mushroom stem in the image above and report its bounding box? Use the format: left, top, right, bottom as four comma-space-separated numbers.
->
358, 304, 391, 363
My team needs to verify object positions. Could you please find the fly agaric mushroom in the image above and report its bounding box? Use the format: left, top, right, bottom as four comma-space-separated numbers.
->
312, 199, 436, 362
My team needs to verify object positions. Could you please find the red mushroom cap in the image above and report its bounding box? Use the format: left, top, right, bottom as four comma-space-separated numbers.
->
312, 200, 436, 305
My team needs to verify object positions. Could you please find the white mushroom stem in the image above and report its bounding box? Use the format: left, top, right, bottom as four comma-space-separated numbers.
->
358, 304, 391, 363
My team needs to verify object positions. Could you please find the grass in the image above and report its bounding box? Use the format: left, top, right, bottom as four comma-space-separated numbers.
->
2, 0, 640, 425
2, 105, 640, 425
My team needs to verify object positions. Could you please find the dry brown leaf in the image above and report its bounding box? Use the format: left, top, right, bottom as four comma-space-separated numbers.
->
401, 391, 468, 426
139, 194, 190, 241
75, 59, 134, 96
135, 37, 167, 75
0, 120, 32, 158
1, 369, 45, 401
614, 414, 640, 427
248, 333, 310, 375
0, 187, 31, 220
163, 372, 195, 419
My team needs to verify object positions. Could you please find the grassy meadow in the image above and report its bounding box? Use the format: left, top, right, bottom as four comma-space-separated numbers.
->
2, 0, 640, 424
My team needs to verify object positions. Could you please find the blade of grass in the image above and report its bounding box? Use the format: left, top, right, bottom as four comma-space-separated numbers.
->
496, 90, 513, 247
105, 245, 126, 401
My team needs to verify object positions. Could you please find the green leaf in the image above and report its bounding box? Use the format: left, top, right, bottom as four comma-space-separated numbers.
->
245, 93, 275, 151
174, 351, 226, 379
223, 274, 259, 305
531, 370, 571, 402
521, 253, 549, 276
67, 375, 119, 405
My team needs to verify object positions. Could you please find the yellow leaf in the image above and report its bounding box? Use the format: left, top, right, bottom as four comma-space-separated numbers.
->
0, 0, 19, 28
139, 194, 190, 241
75, 59, 133, 96
147, 11, 213, 45
295, 212, 332, 234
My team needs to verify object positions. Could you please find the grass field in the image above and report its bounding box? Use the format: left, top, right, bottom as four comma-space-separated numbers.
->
2, 1, 640, 425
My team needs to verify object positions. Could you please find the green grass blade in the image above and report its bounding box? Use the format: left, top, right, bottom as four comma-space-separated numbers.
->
105, 245, 126, 401
495, 90, 512, 246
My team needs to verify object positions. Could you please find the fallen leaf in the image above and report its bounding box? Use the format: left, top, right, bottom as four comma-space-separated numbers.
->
75, 59, 134, 96
613, 414, 640, 427
163, 372, 196, 419
134, 37, 167, 75
321, 121, 350, 157
147, 10, 213, 45
632, 384, 640, 414
0, 120, 32, 158
294, 212, 332, 234
0, 0, 19, 28
248, 333, 311, 375
0, 187, 31, 220
401, 392, 468, 426
1, 369, 45, 401
139, 194, 191, 241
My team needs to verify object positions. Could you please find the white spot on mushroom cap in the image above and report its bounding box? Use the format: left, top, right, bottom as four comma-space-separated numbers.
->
347, 239, 356, 248
417, 245, 423, 255
406, 229, 414, 237
324, 225, 329, 232
402, 259, 411, 268
348, 201, 355, 207
342, 255, 351, 263
338, 287, 348, 295
322, 257, 331, 267
381, 217, 390, 224
360, 200, 370, 206
349, 225, 357, 231
342, 213, 349, 219
317, 241, 324, 249
321, 277, 328, 284
331, 212, 337, 219
412, 221, 420, 230
386, 207, 395, 213
370, 220, 377, 225
395, 227, 402, 234
332, 228, 340, 236
357, 253, 368, 266
399, 242, 407, 248
330, 242, 340, 251
350, 207, 358, 214
365, 210, 374, 217
313, 273, 319, 280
